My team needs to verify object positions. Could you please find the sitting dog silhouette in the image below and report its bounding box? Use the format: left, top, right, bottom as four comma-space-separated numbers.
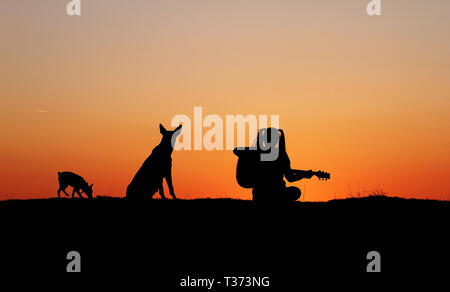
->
57, 171, 94, 199
126, 124, 182, 199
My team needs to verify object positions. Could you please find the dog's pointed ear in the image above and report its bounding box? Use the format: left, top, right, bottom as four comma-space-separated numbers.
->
159, 124, 167, 134
175, 124, 182, 132
89, 184, 94, 188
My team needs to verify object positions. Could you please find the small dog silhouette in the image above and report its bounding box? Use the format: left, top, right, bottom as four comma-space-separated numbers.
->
57, 171, 94, 199
126, 124, 182, 199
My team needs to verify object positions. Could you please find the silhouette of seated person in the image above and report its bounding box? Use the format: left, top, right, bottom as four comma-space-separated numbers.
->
234, 128, 313, 202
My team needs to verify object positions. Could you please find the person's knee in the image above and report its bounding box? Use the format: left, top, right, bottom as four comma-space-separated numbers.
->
287, 186, 301, 201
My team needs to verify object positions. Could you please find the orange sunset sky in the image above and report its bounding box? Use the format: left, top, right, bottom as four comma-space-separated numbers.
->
1, 0, 449, 201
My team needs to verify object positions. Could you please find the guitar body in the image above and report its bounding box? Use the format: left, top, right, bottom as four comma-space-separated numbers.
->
234, 148, 260, 189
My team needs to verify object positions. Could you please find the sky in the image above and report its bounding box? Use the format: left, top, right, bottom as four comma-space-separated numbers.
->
1, 0, 449, 201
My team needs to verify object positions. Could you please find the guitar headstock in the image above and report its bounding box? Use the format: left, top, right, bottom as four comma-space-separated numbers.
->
314, 170, 330, 181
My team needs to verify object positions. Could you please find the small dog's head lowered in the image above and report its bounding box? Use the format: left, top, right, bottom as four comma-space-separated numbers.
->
82, 183, 94, 199
159, 124, 182, 151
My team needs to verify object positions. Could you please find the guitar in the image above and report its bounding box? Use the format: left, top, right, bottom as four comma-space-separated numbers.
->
289, 169, 330, 181
233, 147, 330, 188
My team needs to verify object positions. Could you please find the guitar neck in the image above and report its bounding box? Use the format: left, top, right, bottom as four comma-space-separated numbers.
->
292, 169, 314, 175
292, 169, 330, 180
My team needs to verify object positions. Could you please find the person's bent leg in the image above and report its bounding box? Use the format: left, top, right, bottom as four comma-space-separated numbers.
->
252, 187, 273, 202
284, 186, 301, 201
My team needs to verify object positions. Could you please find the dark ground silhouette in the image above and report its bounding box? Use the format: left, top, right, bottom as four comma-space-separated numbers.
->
0, 195, 449, 285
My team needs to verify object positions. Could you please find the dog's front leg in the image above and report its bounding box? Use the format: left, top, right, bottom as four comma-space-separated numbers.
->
158, 182, 167, 200
166, 173, 177, 200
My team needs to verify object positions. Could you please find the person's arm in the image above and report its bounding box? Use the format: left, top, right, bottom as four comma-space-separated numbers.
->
284, 169, 314, 183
